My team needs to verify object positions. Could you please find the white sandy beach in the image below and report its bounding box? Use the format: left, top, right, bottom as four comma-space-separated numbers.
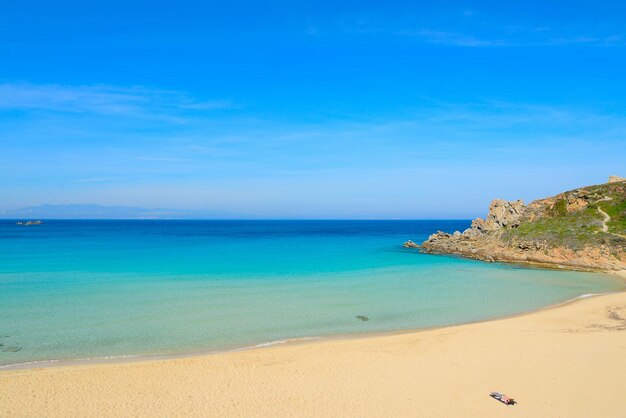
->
1, 273, 625, 417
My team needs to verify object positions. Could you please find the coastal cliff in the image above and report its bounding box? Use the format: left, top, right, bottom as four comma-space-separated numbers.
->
420, 176, 626, 271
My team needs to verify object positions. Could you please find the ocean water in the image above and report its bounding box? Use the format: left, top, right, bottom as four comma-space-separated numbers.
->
0, 220, 623, 368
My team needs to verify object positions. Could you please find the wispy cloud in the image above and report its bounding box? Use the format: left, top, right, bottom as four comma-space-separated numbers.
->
397, 28, 624, 48
0, 83, 237, 118
544, 35, 623, 46
415, 27, 626, 47
135, 156, 192, 162
398, 29, 505, 47
74, 176, 125, 183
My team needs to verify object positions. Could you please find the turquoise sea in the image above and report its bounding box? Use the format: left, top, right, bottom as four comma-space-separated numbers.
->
0, 220, 623, 368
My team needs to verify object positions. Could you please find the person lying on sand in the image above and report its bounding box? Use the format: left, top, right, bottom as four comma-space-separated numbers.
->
490, 391, 516, 405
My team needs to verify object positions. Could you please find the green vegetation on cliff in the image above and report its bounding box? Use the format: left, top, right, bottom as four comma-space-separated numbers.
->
598, 199, 626, 235
501, 181, 626, 251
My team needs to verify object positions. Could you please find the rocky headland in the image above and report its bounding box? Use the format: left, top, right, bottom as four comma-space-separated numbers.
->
418, 176, 626, 271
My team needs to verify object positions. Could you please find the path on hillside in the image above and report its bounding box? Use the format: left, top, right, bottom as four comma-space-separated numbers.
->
597, 206, 626, 239
598, 207, 610, 233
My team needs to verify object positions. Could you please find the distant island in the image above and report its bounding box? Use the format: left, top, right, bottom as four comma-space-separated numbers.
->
414, 176, 626, 272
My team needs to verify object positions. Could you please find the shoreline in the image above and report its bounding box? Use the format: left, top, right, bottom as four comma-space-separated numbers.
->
3, 276, 626, 417
2, 276, 624, 372
2, 269, 624, 372
0, 272, 626, 418
420, 247, 626, 274
0, 293, 612, 371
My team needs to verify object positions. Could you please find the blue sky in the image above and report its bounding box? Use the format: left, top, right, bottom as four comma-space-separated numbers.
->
1, 0, 625, 218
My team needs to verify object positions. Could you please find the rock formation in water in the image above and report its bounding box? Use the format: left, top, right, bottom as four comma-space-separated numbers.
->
403, 240, 420, 248
418, 177, 626, 271
16, 220, 43, 226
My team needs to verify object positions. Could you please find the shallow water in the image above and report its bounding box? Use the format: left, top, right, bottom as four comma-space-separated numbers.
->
0, 220, 622, 367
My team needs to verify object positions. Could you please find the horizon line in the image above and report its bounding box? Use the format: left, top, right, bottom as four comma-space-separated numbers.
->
2, 218, 474, 221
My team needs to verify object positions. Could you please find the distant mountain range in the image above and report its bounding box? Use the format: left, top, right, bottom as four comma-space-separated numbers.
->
0, 204, 235, 219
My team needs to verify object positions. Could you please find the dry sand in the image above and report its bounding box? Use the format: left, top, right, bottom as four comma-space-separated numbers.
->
2, 280, 626, 417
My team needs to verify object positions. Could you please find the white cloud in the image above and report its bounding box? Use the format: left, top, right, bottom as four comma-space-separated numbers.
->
0, 83, 236, 117
397, 28, 624, 48
545, 35, 623, 46
135, 156, 192, 162
397, 29, 505, 47
74, 176, 125, 183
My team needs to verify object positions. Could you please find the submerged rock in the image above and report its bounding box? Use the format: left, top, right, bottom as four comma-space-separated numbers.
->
356, 315, 369, 321
2, 346, 22, 352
